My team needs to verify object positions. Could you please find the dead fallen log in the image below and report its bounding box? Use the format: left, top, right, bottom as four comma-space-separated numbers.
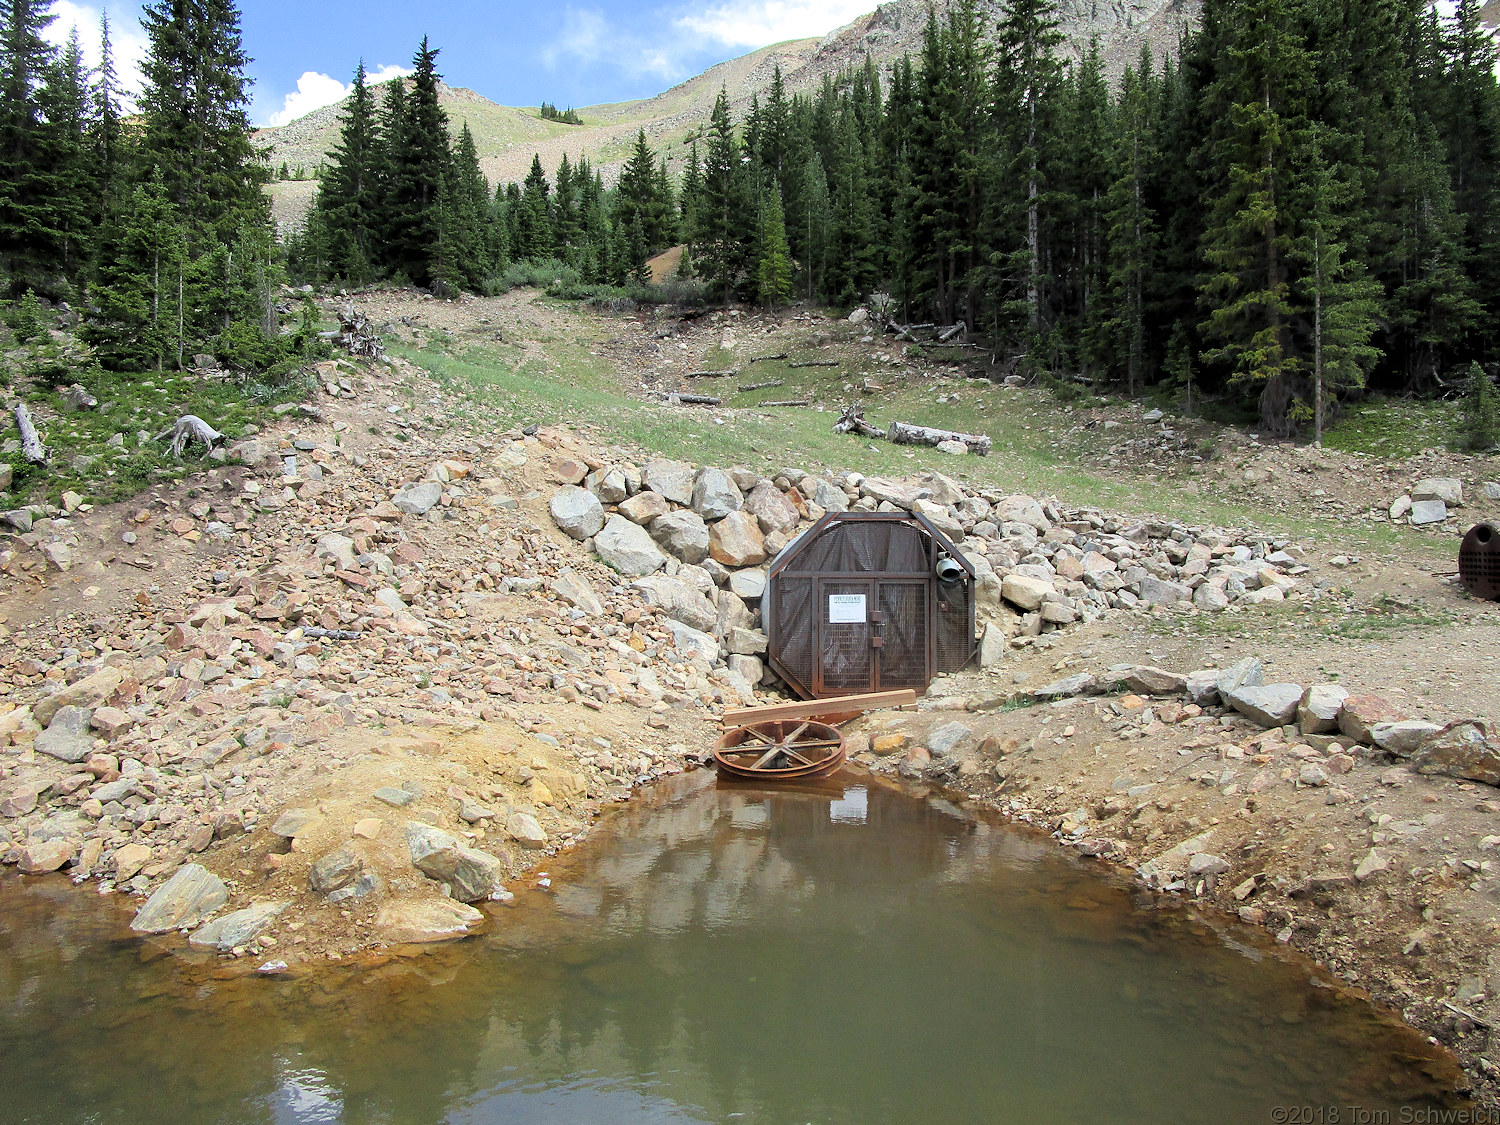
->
937, 323, 968, 343
669, 394, 722, 406
759, 399, 811, 408
888, 419, 991, 456
737, 380, 784, 393
747, 352, 788, 364
685, 368, 740, 379
157, 415, 224, 458
14, 403, 46, 464
832, 404, 886, 439
788, 360, 840, 369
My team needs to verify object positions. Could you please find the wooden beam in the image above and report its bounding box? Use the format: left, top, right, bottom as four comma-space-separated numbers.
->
722, 689, 917, 728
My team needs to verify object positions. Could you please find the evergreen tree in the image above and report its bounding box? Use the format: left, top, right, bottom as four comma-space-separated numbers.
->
136, 0, 266, 243
82, 174, 186, 370
384, 38, 452, 287
694, 88, 749, 304
311, 60, 382, 285
1462, 360, 1498, 450
617, 130, 673, 253
994, 0, 1064, 335
756, 187, 792, 309
517, 154, 553, 261
1298, 128, 1380, 444
1197, 0, 1314, 433
1103, 54, 1158, 396
0, 0, 59, 293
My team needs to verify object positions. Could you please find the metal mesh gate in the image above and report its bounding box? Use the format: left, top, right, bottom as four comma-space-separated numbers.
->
765, 512, 977, 700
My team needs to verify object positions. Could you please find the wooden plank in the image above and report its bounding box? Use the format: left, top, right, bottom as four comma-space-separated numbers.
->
722, 689, 917, 728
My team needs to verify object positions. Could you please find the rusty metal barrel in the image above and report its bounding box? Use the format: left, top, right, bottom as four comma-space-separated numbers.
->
1459, 523, 1500, 601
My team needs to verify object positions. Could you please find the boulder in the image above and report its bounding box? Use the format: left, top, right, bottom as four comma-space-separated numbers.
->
691, 468, 743, 520
1137, 576, 1192, 606
912, 498, 964, 540
1001, 574, 1053, 611
632, 574, 718, 633
728, 568, 767, 600
1412, 478, 1463, 506
993, 496, 1049, 531
978, 621, 1008, 668
1411, 719, 1500, 785
642, 459, 696, 505
549, 568, 604, 616
35, 705, 94, 764
506, 811, 548, 849
130, 864, 229, 933
1185, 670, 1221, 706
744, 482, 800, 536
810, 478, 849, 513
1033, 673, 1096, 699
1119, 666, 1187, 696
664, 619, 720, 670
309, 847, 363, 894
1338, 695, 1403, 744
1193, 583, 1230, 612
391, 481, 443, 516
1370, 720, 1443, 757
1224, 683, 1304, 728
618, 490, 669, 525
860, 477, 922, 509
315, 533, 357, 570
727, 627, 768, 655
709, 511, 767, 567
34, 665, 124, 726
1409, 499, 1448, 525
404, 822, 506, 902
649, 510, 711, 564
927, 721, 974, 758
189, 901, 286, 951
592, 466, 628, 504
89, 706, 133, 739
1298, 685, 1348, 735
376, 899, 485, 944
595, 515, 667, 577
1216, 658, 1263, 700
549, 486, 605, 541
17, 839, 74, 874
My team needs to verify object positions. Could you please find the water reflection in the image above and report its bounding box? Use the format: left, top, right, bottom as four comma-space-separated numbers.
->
0, 769, 1467, 1125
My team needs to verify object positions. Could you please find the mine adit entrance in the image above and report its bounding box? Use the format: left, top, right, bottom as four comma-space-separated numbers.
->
764, 511, 977, 699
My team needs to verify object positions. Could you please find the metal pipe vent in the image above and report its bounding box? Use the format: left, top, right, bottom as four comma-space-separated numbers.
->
1459, 523, 1500, 601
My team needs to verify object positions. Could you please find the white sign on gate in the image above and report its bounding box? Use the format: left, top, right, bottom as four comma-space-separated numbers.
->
828, 593, 867, 624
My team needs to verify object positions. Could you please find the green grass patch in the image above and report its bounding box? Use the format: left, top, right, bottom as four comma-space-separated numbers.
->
1321, 397, 1459, 458
4, 367, 304, 508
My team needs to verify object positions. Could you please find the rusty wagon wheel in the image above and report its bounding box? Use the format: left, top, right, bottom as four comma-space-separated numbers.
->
713, 719, 847, 781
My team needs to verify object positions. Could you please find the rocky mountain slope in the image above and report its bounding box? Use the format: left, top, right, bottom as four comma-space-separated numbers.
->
259, 0, 1198, 231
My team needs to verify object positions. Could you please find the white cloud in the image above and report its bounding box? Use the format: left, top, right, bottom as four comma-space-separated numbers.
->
43, 1, 149, 105
263, 64, 413, 127
675, 0, 871, 48
544, 7, 677, 80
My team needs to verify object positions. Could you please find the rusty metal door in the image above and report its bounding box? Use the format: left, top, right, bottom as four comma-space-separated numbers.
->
875, 581, 930, 691
815, 578, 875, 695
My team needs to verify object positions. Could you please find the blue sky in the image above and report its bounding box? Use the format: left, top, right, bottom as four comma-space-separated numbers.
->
40, 0, 874, 126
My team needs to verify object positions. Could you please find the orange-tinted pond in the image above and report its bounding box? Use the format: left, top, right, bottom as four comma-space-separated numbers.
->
0, 769, 1465, 1123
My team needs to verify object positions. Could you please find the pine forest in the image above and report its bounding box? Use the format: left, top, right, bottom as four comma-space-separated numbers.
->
4, 0, 1500, 437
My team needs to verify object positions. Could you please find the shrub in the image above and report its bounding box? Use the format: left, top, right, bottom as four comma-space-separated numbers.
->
1462, 361, 1499, 452
8, 291, 44, 344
